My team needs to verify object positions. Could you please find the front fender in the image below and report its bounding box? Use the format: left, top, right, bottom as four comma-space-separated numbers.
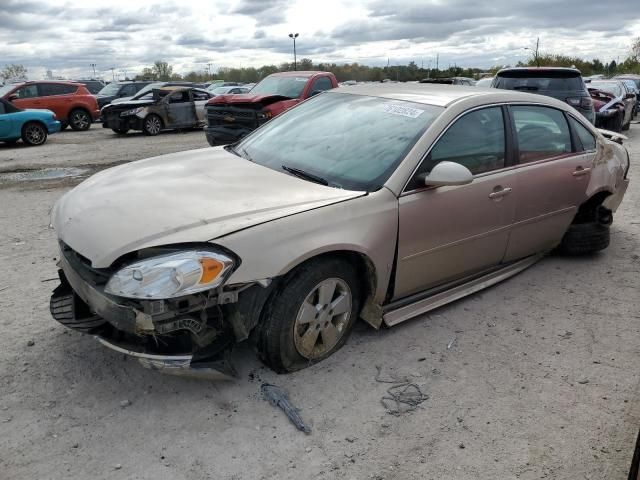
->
213, 188, 399, 305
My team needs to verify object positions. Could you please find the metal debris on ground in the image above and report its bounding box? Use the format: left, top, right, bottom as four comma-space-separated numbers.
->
447, 336, 457, 350
261, 383, 311, 434
375, 365, 429, 416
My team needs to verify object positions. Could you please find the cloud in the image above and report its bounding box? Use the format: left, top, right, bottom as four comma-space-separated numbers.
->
230, 0, 290, 26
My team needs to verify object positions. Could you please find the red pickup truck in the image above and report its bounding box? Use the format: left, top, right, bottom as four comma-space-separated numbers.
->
204, 71, 338, 146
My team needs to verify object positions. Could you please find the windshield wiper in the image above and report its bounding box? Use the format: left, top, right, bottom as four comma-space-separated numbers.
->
225, 144, 254, 162
282, 165, 329, 186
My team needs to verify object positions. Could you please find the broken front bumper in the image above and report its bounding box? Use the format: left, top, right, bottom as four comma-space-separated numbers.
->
49, 246, 244, 379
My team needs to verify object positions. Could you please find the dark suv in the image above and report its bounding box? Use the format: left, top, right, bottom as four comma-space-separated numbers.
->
95, 81, 152, 109
492, 67, 595, 124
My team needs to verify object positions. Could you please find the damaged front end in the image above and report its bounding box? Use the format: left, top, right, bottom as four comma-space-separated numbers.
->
50, 242, 273, 379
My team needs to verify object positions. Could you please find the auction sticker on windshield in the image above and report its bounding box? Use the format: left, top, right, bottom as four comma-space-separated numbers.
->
382, 103, 425, 118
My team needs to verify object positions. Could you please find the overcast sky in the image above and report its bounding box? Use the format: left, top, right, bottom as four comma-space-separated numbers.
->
1, 0, 639, 80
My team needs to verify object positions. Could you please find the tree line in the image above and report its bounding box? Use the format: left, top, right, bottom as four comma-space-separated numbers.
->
3, 38, 639, 85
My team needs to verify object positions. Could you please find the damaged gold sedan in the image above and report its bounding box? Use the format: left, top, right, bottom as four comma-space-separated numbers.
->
50, 84, 629, 378
101, 86, 212, 136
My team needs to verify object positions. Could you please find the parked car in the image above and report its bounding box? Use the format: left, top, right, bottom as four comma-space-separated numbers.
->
419, 77, 476, 85
617, 78, 639, 117
0, 81, 99, 131
95, 81, 152, 109
49, 84, 629, 377
492, 67, 595, 124
588, 80, 635, 130
101, 86, 212, 135
475, 77, 494, 87
0, 98, 60, 146
204, 71, 338, 146
72, 79, 105, 95
209, 86, 250, 96
588, 86, 626, 132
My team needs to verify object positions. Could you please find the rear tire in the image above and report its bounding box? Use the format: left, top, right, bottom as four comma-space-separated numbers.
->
256, 258, 361, 373
143, 114, 162, 136
559, 222, 610, 255
21, 122, 48, 146
69, 109, 91, 131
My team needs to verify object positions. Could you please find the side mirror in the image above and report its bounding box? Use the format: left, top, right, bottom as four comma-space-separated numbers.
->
423, 161, 473, 187
8, 94, 18, 101
626, 93, 636, 100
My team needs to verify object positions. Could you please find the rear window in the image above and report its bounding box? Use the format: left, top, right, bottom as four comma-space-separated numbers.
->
494, 71, 585, 92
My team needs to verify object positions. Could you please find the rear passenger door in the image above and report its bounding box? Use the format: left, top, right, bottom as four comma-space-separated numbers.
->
37, 83, 78, 121
503, 105, 594, 261
165, 90, 196, 127
191, 90, 211, 122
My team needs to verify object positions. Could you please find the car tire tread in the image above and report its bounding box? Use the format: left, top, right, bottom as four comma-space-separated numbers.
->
559, 221, 610, 255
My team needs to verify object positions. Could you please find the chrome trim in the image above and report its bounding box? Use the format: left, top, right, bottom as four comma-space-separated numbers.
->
383, 255, 542, 326
94, 336, 235, 380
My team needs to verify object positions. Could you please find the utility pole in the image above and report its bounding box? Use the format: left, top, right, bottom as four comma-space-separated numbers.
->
110, 67, 115, 82
535, 37, 540, 67
436, 53, 439, 71
207, 63, 213, 78
90, 63, 97, 78
288, 33, 299, 70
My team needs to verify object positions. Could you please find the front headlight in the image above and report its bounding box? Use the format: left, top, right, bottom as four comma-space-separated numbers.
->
120, 107, 144, 117
104, 250, 235, 299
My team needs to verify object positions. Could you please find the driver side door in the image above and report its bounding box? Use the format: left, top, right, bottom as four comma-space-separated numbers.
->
394, 106, 518, 299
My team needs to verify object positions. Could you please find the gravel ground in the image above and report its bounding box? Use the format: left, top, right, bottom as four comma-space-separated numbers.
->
0, 124, 639, 480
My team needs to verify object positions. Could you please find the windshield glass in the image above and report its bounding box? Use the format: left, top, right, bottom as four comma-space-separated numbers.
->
236, 93, 443, 191
98, 83, 120, 96
212, 87, 233, 95
590, 81, 623, 97
250, 76, 309, 98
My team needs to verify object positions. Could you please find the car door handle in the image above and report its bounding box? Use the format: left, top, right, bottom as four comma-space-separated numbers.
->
488, 187, 512, 199
572, 167, 591, 177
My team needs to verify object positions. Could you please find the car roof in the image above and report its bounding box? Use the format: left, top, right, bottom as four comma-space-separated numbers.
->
497, 67, 582, 74
332, 82, 568, 108
269, 71, 329, 78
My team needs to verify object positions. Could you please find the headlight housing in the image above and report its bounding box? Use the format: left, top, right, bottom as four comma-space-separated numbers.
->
120, 107, 144, 117
104, 250, 235, 299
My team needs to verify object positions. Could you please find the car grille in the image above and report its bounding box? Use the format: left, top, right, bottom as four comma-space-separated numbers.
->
207, 105, 258, 129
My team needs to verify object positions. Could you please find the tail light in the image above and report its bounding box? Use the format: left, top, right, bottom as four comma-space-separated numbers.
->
567, 97, 592, 109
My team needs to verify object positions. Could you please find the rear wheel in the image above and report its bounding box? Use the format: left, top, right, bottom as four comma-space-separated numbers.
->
143, 115, 162, 136
69, 109, 91, 131
21, 122, 48, 146
256, 258, 361, 373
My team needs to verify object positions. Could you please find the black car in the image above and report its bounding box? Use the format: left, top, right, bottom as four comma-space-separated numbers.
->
492, 67, 595, 124
419, 77, 476, 86
95, 81, 152, 109
72, 79, 105, 95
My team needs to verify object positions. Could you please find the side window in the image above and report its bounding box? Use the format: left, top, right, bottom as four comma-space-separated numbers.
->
169, 91, 189, 103
309, 77, 333, 94
568, 116, 596, 152
15, 85, 38, 98
121, 84, 137, 96
38, 84, 76, 96
512, 106, 572, 163
192, 90, 209, 101
407, 107, 505, 190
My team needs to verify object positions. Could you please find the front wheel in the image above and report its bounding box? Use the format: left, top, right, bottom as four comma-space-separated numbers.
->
69, 109, 91, 131
21, 122, 48, 146
256, 258, 361, 373
143, 114, 162, 136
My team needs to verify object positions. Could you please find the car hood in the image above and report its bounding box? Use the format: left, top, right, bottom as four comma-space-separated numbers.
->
208, 93, 294, 105
52, 148, 365, 268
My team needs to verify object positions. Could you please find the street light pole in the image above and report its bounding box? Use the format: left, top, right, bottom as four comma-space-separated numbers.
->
90, 63, 97, 78
288, 33, 299, 71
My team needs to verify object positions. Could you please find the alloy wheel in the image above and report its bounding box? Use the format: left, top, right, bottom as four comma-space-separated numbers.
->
145, 116, 161, 135
293, 277, 352, 359
71, 111, 89, 130
24, 124, 46, 145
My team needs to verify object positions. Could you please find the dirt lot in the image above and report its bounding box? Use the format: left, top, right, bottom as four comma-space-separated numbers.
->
1, 125, 639, 480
